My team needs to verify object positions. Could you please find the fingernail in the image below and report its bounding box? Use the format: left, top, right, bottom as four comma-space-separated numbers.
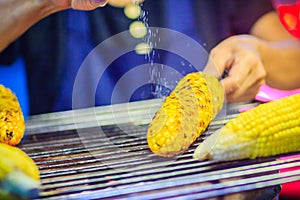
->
93, 0, 108, 7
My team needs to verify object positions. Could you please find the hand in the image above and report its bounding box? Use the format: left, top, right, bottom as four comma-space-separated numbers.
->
50, 0, 108, 11
205, 35, 267, 103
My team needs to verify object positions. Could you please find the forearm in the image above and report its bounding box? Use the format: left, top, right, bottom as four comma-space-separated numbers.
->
251, 11, 300, 90
0, 0, 109, 52
259, 40, 300, 90
0, 0, 60, 52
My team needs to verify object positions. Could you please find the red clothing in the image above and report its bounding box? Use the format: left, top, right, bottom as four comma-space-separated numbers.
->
280, 154, 300, 199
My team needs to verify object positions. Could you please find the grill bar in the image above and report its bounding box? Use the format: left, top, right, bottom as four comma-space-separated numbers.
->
40, 158, 300, 191
43, 169, 297, 200
18, 99, 300, 199
25, 99, 164, 134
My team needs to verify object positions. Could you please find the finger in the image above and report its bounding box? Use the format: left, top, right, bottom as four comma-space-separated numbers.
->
219, 58, 252, 96
226, 90, 255, 103
239, 67, 266, 95
71, 0, 108, 10
226, 53, 254, 80
226, 67, 265, 103
220, 76, 240, 96
95, 0, 109, 7
204, 45, 234, 78
202, 60, 222, 78
232, 57, 266, 99
224, 50, 263, 92
226, 80, 262, 103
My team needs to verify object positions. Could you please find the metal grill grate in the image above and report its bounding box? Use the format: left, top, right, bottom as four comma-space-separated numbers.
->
19, 99, 300, 199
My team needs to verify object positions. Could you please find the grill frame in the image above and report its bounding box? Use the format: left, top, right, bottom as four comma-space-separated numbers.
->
20, 99, 300, 199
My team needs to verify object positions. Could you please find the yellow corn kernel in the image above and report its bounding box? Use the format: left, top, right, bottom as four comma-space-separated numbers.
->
0, 85, 25, 146
147, 72, 225, 157
194, 94, 300, 161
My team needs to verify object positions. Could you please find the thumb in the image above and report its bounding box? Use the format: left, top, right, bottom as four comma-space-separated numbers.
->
204, 47, 234, 80
220, 77, 239, 96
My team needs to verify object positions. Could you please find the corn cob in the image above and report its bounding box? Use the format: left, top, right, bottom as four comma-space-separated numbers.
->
147, 72, 225, 157
0, 85, 25, 146
0, 143, 40, 199
194, 94, 300, 161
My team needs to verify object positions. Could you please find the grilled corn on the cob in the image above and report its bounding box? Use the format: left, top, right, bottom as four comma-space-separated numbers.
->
0, 85, 25, 146
0, 143, 40, 199
194, 94, 300, 161
147, 72, 224, 157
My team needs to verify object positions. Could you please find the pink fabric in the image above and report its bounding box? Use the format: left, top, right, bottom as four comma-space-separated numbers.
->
279, 154, 300, 198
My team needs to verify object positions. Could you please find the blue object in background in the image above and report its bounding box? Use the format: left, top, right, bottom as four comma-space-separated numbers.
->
0, 57, 29, 118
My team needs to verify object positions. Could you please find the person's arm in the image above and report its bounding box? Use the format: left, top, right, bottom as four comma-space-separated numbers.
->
206, 11, 300, 103
251, 11, 300, 90
0, 0, 108, 52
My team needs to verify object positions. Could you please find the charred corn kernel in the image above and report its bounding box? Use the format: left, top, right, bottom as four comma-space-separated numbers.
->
194, 94, 300, 161
147, 72, 225, 157
0, 143, 40, 199
0, 85, 25, 146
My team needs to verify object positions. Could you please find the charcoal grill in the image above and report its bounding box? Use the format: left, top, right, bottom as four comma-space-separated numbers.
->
20, 99, 300, 199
